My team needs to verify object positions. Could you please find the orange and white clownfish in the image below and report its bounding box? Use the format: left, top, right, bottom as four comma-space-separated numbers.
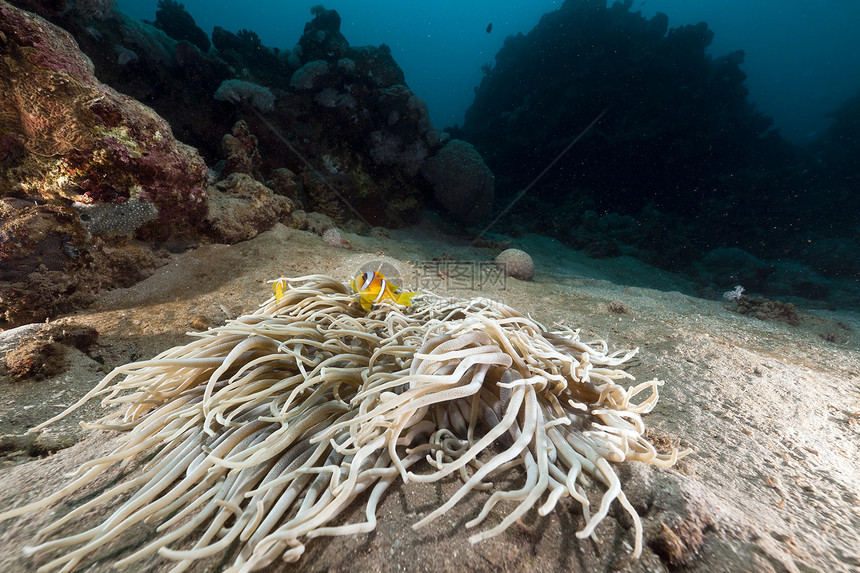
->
272, 275, 289, 301
349, 271, 418, 312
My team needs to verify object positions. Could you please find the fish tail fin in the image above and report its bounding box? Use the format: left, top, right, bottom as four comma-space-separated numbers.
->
395, 291, 418, 307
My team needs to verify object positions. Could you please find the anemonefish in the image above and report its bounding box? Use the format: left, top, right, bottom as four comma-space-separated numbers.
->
272, 275, 289, 301
350, 271, 418, 312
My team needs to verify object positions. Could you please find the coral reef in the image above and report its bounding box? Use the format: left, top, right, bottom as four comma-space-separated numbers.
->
288, 210, 337, 236
266, 168, 304, 206
2, 322, 98, 381
801, 92, 860, 285
10, 0, 453, 228
214, 79, 276, 113
7, 0, 232, 161
220, 120, 264, 180
0, 199, 164, 326
211, 26, 287, 86
812, 89, 860, 184
4, 1, 494, 234
6, 0, 857, 312
453, 0, 860, 306
0, 203, 90, 283
0, 1, 209, 234
236, 8, 445, 227
4, 338, 64, 381
290, 59, 330, 90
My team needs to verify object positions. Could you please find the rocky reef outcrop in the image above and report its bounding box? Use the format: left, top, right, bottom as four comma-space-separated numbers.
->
0, 3, 209, 234
421, 139, 494, 225
154, 0, 210, 53
6, 1, 482, 227
0, 1, 210, 325
0, 1, 500, 325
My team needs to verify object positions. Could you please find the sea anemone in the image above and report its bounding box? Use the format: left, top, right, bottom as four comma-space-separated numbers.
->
0, 275, 688, 572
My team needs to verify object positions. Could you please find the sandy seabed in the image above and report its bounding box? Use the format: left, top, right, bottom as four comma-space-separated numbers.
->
1, 223, 858, 573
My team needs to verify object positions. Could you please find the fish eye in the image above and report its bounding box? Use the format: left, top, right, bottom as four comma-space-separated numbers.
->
361, 273, 367, 281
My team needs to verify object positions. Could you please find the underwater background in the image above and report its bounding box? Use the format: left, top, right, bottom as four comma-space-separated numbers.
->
114, 0, 860, 145
1, 2, 859, 572
1, 0, 859, 324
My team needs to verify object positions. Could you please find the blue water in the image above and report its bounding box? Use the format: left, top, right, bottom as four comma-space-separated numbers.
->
115, 0, 860, 143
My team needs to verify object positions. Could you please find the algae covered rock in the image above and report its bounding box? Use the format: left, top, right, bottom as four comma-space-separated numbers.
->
204, 173, 292, 244
0, 1, 204, 325
421, 139, 494, 225
0, 1, 209, 239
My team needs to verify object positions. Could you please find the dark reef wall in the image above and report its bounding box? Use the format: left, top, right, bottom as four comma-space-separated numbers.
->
462, 0, 776, 215
459, 0, 859, 305
801, 90, 860, 281
811, 90, 860, 194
